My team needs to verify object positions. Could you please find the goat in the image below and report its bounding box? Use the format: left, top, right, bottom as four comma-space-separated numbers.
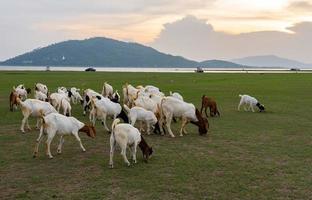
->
33, 112, 96, 159
15, 97, 57, 133
109, 119, 153, 168
201, 95, 220, 117
35, 83, 48, 95
160, 97, 208, 137
123, 105, 158, 135
49, 92, 71, 112
9, 91, 20, 111
169, 91, 184, 101
34, 90, 48, 102
102, 82, 114, 98
122, 83, 139, 107
238, 94, 265, 112
89, 96, 128, 131
134, 95, 158, 113
60, 98, 72, 116
70, 87, 83, 104
13, 84, 30, 100
109, 90, 120, 103
82, 89, 102, 115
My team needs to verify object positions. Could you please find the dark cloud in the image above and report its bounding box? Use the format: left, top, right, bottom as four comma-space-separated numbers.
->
151, 16, 312, 63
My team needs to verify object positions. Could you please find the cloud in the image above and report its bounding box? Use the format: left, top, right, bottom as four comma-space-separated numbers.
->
0, 0, 216, 60
0, 0, 311, 61
151, 16, 312, 63
288, 1, 312, 12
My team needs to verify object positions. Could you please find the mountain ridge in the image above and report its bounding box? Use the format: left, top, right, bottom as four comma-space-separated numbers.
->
231, 55, 312, 68
0, 37, 241, 68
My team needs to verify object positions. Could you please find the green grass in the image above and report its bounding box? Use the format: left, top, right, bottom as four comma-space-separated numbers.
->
0, 71, 311, 199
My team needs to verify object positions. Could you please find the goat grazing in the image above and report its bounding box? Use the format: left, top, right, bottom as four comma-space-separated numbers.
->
201, 95, 220, 117
160, 97, 208, 137
33, 112, 96, 159
238, 94, 265, 112
89, 96, 128, 131
109, 119, 153, 168
15, 97, 57, 133
123, 105, 158, 135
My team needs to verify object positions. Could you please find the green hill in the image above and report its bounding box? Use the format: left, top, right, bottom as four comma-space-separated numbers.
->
1, 37, 242, 68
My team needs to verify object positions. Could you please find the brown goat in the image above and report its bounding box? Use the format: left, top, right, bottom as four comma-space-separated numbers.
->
138, 135, 153, 162
201, 95, 220, 117
9, 91, 19, 111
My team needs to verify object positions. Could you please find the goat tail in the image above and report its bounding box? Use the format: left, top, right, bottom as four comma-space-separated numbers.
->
111, 118, 120, 134
103, 82, 107, 96
159, 98, 166, 121
38, 109, 46, 123
202, 94, 206, 99
123, 104, 130, 113
239, 94, 243, 98
89, 97, 96, 108
169, 91, 173, 96
60, 98, 65, 108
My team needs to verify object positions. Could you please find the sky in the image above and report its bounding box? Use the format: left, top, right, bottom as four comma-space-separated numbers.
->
1, 0, 312, 62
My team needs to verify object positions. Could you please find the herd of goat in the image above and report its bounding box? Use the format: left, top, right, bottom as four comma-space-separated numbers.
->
9, 82, 265, 168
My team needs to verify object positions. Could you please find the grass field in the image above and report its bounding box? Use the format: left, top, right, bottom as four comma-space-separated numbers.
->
0, 71, 311, 199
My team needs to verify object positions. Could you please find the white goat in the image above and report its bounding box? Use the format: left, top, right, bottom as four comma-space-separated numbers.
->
49, 92, 70, 112
82, 89, 102, 115
134, 95, 158, 113
122, 84, 139, 107
35, 83, 48, 95
160, 97, 208, 137
109, 119, 153, 168
123, 105, 157, 135
89, 96, 123, 131
34, 90, 48, 101
57, 87, 68, 94
60, 98, 72, 116
13, 84, 29, 100
169, 91, 183, 101
136, 85, 164, 100
70, 87, 83, 104
33, 112, 96, 159
102, 82, 114, 98
238, 94, 265, 112
16, 97, 57, 133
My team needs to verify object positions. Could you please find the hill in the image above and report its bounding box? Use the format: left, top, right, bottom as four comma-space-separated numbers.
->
199, 59, 242, 68
231, 55, 312, 68
1, 37, 198, 67
0, 37, 242, 68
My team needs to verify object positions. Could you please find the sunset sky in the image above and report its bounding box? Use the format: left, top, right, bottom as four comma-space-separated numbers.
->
1, 0, 312, 62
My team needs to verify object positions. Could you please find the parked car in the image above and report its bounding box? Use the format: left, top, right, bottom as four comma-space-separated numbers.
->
195, 67, 204, 73
85, 67, 96, 72
290, 68, 300, 71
